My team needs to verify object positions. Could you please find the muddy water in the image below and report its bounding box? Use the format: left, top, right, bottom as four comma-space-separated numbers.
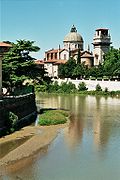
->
1, 94, 120, 180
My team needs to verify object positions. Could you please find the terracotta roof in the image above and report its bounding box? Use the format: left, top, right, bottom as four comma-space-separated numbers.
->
81, 51, 93, 58
35, 60, 44, 65
45, 48, 65, 53
54, 60, 67, 65
0, 42, 12, 47
44, 59, 67, 64
44, 59, 57, 63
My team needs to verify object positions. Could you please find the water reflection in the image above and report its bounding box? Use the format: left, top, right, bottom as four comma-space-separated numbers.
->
64, 114, 84, 150
3, 94, 120, 179
36, 94, 120, 153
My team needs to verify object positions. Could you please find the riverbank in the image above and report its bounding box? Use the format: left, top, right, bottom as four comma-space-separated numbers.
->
0, 123, 68, 175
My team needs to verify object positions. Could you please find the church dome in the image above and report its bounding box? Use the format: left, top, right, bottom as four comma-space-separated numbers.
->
63, 25, 83, 42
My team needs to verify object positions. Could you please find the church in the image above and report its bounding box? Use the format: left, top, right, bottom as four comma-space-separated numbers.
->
36, 25, 111, 78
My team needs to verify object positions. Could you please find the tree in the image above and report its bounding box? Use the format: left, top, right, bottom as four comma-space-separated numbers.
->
72, 63, 85, 79
103, 47, 120, 78
77, 48, 81, 64
58, 58, 76, 78
2, 40, 46, 93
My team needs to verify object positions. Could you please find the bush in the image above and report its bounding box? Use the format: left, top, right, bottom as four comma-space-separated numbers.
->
35, 84, 47, 92
38, 110, 68, 126
95, 84, 102, 91
48, 81, 59, 93
59, 82, 76, 93
8, 111, 18, 132
104, 87, 108, 92
78, 82, 88, 91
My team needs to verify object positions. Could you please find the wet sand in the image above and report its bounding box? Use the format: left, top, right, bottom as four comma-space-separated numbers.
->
0, 123, 68, 174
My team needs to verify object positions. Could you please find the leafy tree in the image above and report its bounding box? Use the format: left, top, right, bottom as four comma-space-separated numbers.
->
77, 48, 81, 64
103, 47, 120, 78
58, 58, 76, 78
2, 40, 46, 93
59, 81, 76, 93
72, 63, 85, 79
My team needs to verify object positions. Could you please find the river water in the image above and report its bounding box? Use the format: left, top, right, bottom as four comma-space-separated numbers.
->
2, 94, 120, 180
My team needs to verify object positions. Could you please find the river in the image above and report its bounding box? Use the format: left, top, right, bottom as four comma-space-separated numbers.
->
1, 94, 120, 180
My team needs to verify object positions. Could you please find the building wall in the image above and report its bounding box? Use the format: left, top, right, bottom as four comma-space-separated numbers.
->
64, 42, 83, 51
44, 63, 54, 77
60, 50, 69, 60
81, 57, 93, 68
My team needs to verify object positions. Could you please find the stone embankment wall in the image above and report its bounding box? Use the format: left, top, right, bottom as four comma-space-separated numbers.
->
54, 78, 120, 91
0, 93, 37, 136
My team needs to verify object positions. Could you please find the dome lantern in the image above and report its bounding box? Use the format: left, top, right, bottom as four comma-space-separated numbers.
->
70, 25, 77, 33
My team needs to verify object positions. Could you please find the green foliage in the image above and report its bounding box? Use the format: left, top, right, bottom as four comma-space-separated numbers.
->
78, 82, 88, 91
103, 47, 120, 77
77, 48, 81, 64
48, 81, 59, 93
8, 111, 18, 132
95, 84, 102, 91
35, 84, 47, 92
90, 77, 96, 80
103, 76, 109, 81
2, 40, 46, 94
59, 82, 76, 93
58, 58, 76, 78
72, 63, 85, 79
104, 87, 108, 92
38, 110, 68, 126
11, 85, 34, 96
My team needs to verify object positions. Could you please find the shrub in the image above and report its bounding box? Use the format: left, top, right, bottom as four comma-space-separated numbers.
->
38, 110, 68, 126
59, 82, 76, 93
48, 81, 59, 93
95, 84, 102, 91
104, 87, 108, 92
8, 111, 18, 132
35, 84, 47, 92
78, 82, 88, 91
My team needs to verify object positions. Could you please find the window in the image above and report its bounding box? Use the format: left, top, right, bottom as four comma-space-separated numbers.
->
64, 54, 66, 60
51, 53, 53, 59
55, 53, 57, 59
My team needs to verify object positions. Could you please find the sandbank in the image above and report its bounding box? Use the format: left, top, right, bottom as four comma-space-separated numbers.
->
0, 123, 68, 175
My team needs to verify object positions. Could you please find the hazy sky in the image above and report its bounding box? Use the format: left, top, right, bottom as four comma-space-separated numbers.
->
1, 0, 120, 59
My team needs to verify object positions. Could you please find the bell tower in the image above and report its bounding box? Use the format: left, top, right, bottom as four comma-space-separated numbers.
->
93, 28, 112, 66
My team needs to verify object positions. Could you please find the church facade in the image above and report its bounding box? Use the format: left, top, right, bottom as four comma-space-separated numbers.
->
43, 25, 111, 78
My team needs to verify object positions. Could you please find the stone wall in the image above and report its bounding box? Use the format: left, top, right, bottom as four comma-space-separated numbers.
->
0, 93, 37, 136
54, 78, 120, 91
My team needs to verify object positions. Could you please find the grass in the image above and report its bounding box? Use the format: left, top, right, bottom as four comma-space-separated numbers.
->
38, 109, 69, 126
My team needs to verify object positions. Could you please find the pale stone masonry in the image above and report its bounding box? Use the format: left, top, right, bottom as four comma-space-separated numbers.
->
53, 78, 120, 91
